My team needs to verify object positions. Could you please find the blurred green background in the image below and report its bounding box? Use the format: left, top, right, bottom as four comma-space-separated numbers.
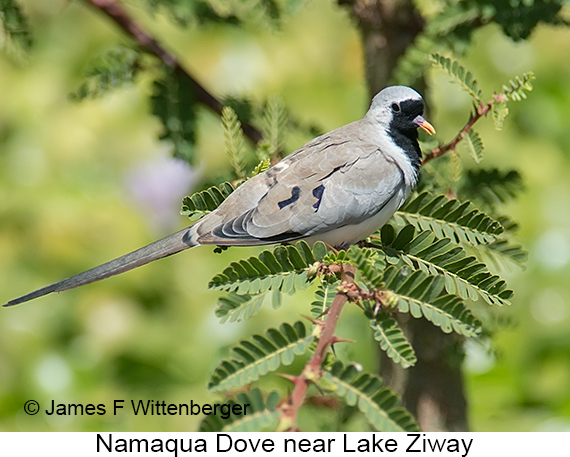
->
1, 0, 570, 431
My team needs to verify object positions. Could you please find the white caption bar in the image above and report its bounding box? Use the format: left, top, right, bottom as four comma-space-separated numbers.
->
1, 432, 568, 456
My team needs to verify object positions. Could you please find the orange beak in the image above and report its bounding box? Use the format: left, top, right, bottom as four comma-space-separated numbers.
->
414, 116, 436, 135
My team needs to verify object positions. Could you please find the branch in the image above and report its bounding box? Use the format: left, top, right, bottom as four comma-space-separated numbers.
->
422, 93, 507, 164
83, 0, 263, 144
278, 264, 356, 431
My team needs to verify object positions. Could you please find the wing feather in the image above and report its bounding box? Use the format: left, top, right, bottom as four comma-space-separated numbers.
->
192, 124, 406, 246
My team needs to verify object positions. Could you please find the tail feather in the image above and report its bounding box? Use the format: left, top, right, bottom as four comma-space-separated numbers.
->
4, 228, 197, 307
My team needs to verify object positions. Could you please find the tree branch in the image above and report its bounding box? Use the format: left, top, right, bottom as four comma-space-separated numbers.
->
422, 94, 507, 164
278, 265, 356, 431
83, 0, 264, 144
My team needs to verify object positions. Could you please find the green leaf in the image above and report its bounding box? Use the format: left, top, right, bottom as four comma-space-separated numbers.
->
151, 68, 199, 163
376, 226, 513, 306
458, 168, 523, 209
312, 241, 331, 262
284, 0, 308, 15
492, 99, 509, 131
346, 244, 479, 336
431, 54, 482, 102
370, 314, 417, 368
242, 0, 282, 28
215, 291, 275, 323
0, 0, 32, 60
141, 0, 242, 27
222, 106, 247, 180
257, 94, 288, 160
472, 239, 528, 270
310, 281, 339, 317
208, 322, 313, 393
380, 265, 482, 336
199, 388, 280, 432
427, 2, 482, 37
392, 34, 437, 86
393, 1, 483, 86
394, 191, 504, 245
163, 0, 283, 30
449, 150, 463, 185
252, 158, 271, 176
502, 72, 535, 102
347, 246, 386, 289
492, 3, 563, 41
70, 46, 142, 100
320, 362, 420, 432
181, 182, 235, 221
209, 241, 315, 295
462, 129, 484, 163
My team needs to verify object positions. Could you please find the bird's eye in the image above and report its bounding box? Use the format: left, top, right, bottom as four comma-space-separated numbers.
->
391, 103, 401, 113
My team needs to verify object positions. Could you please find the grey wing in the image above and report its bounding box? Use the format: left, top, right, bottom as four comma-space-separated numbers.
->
190, 131, 405, 246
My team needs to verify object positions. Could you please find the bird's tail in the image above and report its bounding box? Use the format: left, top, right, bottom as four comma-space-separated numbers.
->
4, 228, 198, 307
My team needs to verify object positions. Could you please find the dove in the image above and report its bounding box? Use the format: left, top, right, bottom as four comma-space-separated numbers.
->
4, 85, 434, 307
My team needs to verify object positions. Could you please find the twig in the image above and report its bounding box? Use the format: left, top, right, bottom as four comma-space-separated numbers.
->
83, 0, 263, 144
278, 265, 356, 431
422, 94, 505, 164
422, 103, 489, 164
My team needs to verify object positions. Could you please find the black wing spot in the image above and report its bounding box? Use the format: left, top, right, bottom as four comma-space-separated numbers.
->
312, 184, 325, 211
278, 186, 301, 209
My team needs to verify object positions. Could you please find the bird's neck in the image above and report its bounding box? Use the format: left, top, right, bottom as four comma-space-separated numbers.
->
387, 127, 422, 172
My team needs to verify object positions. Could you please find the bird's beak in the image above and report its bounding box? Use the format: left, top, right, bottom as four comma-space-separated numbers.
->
414, 116, 436, 135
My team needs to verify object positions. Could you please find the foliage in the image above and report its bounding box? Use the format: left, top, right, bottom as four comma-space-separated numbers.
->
174, 50, 531, 431
151, 68, 199, 163
198, 388, 281, 432
374, 224, 514, 305
377, 264, 483, 336
208, 321, 312, 392
393, 0, 565, 85
222, 106, 247, 180
370, 313, 417, 368
319, 362, 420, 432
431, 54, 483, 102
394, 190, 504, 244
181, 182, 235, 221
190, 52, 528, 429
209, 241, 316, 294
141, 0, 307, 29
458, 169, 524, 210
462, 128, 484, 163
70, 46, 143, 100
1, 0, 557, 433
257, 95, 289, 159
0, 0, 31, 61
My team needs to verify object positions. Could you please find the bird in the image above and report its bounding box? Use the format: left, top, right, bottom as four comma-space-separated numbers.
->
4, 86, 434, 307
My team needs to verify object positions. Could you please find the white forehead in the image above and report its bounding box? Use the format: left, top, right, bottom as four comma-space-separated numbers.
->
370, 86, 423, 109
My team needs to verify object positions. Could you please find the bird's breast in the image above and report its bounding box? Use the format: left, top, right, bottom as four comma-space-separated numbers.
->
303, 188, 405, 248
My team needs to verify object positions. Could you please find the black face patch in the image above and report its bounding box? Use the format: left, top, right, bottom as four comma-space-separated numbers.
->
393, 99, 425, 129
312, 184, 325, 211
278, 186, 301, 209
388, 98, 425, 171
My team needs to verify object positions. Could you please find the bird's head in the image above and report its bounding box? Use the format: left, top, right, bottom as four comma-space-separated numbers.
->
367, 85, 435, 137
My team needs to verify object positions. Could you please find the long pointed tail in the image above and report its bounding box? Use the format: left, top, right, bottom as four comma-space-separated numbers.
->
4, 228, 198, 307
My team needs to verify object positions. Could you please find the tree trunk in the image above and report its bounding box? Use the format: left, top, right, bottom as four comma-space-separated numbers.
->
341, 0, 469, 431
341, 0, 424, 96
